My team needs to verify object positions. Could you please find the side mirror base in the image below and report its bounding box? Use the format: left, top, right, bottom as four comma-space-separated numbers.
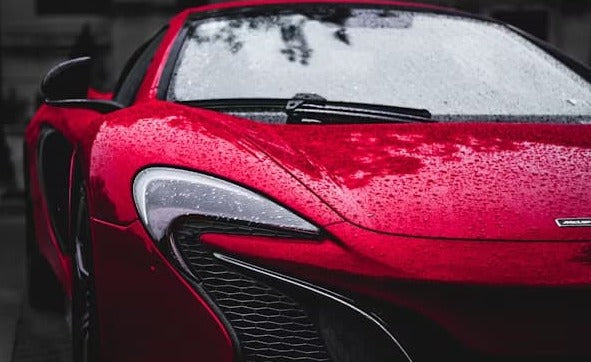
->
45, 99, 124, 114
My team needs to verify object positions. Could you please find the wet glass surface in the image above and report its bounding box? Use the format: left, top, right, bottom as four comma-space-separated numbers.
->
169, 7, 591, 120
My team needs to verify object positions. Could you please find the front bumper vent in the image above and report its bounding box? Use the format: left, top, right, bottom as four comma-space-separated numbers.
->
167, 218, 411, 362
172, 221, 331, 362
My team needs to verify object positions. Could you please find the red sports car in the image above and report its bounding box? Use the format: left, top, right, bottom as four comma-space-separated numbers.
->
25, 0, 591, 361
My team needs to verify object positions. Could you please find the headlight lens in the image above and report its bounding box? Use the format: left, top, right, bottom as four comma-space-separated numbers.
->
133, 167, 319, 241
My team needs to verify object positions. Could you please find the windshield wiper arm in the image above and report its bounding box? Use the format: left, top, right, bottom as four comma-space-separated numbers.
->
285, 93, 434, 124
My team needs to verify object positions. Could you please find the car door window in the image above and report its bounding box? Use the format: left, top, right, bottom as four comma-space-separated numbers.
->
113, 27, 167, 106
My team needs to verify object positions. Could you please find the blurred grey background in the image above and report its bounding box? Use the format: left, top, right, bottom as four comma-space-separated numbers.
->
0, 0, 590, 361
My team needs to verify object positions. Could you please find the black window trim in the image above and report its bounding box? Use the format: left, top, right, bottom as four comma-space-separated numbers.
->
157, 25, 190, 100
113, 25, 168, 106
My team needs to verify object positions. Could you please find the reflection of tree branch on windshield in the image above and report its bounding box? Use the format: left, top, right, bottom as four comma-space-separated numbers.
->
306, 7, 352, 46
190, 8, 355, 65
280, 19, 312, 65
193, 19, 248, 54
333, 28, 350, 45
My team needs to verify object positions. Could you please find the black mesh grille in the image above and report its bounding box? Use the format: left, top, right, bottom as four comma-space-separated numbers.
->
172, 221, 331, 362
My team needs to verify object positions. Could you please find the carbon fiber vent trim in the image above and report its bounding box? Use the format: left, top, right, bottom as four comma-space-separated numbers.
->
172, 221, 331, 362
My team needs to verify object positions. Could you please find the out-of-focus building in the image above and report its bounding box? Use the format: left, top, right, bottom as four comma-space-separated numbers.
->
0, 0, 214, 117
0, 0, 213, 190
1, 0, 590, 190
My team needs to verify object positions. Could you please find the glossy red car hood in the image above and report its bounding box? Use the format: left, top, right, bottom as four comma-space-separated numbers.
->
242, 120, 591, 241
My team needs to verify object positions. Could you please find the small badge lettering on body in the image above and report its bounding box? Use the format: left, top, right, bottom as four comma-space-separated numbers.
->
555, 218, 591, 227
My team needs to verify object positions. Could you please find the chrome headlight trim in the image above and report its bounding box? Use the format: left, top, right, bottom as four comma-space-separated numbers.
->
133, 167, 319, 241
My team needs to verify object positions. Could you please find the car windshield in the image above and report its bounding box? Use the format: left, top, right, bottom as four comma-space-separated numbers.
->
167, 6, 591, 123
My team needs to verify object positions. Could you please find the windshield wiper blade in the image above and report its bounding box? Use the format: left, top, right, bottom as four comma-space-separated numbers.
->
285, 93, 434, 124
179, 95, 434, 124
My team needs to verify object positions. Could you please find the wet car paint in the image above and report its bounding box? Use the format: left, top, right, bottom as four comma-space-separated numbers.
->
24, 0, 591, 360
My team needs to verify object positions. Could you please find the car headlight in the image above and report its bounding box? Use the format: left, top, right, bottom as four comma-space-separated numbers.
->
133, 167, 319, 241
